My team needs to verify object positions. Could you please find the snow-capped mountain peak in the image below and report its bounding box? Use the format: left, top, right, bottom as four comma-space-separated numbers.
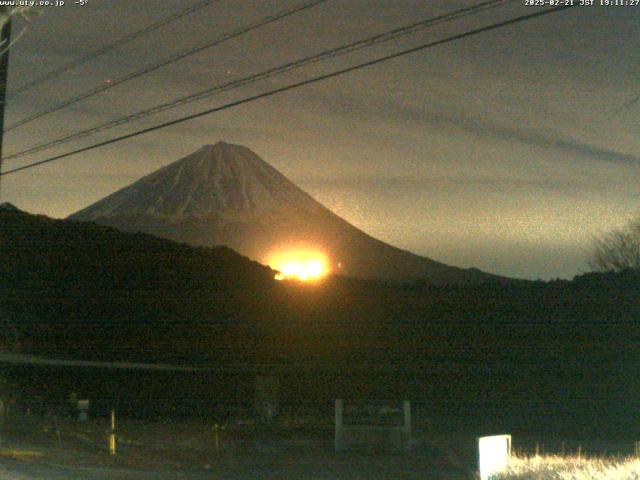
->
73, 142, 321, 221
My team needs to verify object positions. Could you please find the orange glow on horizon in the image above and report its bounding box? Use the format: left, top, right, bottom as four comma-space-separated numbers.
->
270, 250, 330, 282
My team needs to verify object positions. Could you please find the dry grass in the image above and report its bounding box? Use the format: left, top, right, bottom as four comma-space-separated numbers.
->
494, 453, 640, 479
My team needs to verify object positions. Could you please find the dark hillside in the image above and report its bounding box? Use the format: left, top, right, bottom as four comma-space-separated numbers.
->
2, 208, 640, 436
0, 208, 277, 362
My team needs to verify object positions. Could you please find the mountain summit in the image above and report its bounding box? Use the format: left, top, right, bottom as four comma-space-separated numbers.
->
73, 142, 321, 220
70, 142, 507, 284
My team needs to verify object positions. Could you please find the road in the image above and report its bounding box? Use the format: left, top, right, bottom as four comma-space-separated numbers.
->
0, 447, 473, 479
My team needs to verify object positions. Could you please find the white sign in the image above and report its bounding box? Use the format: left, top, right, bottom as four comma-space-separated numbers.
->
478, 434, 511, 480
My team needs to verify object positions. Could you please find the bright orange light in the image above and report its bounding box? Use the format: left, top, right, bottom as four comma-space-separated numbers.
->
270, 251, 329, 282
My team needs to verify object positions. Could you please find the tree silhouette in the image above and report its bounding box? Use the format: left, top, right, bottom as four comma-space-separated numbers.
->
590, 216, 640, 272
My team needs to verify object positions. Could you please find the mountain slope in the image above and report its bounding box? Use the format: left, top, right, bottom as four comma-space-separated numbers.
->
0, 206, 279, 361
70, 142, 508, 284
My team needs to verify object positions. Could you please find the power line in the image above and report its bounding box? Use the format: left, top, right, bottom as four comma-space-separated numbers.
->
7, 0, 220, 98
5, 0, 329, 132
5, 0, 515, 162
0, 352, 531, 373
0, 352, 207, 371
0, 5, 576, 177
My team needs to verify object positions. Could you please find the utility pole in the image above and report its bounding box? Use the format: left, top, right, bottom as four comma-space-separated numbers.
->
0, 6, 12, 197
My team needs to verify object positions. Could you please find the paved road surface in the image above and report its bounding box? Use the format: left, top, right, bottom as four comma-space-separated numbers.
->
0, 450, 473, 479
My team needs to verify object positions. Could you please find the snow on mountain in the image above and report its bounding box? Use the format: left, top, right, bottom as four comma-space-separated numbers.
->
73, 143, 323, 222
70, 142, 509, 284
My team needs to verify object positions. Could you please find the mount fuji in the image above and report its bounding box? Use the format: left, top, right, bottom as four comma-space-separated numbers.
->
70, 142, 507, 284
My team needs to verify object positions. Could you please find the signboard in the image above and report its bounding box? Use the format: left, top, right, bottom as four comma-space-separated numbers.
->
343, 401, 405, 426
478, 434, 511, 480
335, 399, 411, 452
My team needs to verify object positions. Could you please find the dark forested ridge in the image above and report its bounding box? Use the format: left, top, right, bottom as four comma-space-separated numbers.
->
1, 207, 639, 435
0, 207, 280, 362
1, 207, 275, 317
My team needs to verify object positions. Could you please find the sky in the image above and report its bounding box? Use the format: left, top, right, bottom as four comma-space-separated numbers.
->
1, 0, 639, 280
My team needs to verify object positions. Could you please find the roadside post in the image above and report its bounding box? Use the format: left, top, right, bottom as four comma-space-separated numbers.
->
213, 423, 225, 452
77, 399, 90, 421
109, 410, 116, 456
